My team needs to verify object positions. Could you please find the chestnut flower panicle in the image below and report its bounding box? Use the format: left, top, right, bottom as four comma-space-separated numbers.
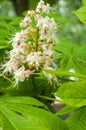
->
36, 0, 50, 14
2, 0, 58, 86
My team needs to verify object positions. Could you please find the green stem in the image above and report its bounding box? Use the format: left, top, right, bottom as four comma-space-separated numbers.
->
38, 95, 62, 103
0, 72, 13, 84
31, 75, 36, 89
35, 27, 39, 52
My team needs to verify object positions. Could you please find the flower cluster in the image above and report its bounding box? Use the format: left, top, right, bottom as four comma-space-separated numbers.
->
2, 0, 58, 85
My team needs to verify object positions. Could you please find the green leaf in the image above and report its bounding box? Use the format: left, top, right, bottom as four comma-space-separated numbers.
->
54, 42, 86, 74
60, 56, 73, 71
7, 78, 35, 96
65, 106, 86, 130
0, 45, 9, 49
0, 100, 68, 130
73, 58, 86, 75
74, 6, 86, 24
0, 95, 68, 130
7, 104, 68, 130
0, 50, 5, 62
82, 0, 86, 5
33, 77, 48, 96
57, 81, 86, 107
0, 104, 41, 130
48, 12, 59, 22
45, 69, 86, 80
56, 106, 77, 116
0, 77, 10, 88
1, 96, 45, 107
54, 42, 75, 54
0, 109, 15, 130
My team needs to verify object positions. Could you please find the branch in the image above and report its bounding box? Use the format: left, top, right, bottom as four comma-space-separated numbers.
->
12, 0, 29, 16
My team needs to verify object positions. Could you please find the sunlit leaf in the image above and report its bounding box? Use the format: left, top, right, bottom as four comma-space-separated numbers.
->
65, 106, 86, 130
57, 81, 86, 107
74, 6, 86, 24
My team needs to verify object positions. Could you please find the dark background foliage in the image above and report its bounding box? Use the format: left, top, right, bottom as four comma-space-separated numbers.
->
0, 0, 86, 44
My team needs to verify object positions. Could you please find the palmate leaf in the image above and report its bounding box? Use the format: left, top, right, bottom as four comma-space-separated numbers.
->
4, 78, 36, 97
0, 45, 9, 49
54, 42, 86, 74
56, 106, 77, 116
0, 96, 46, 130
56, 81, 86, 107
45, 69, 86, 80
60, 56, 73, 71
54, 42, 74, 71
73, 58, 86, 75
0, 96, 68, 130
0, 16, 20, 51
74, 5, 86, 24
1, 96, 45, 107
65, 106, 86, 130
7, 104, 68, 130
35, 75, 55, 97
73, 44, 86, 61
4, 77, 50, 97
54, 41, 75, 54
82, 0, 86, 5
0, 104, 31, 130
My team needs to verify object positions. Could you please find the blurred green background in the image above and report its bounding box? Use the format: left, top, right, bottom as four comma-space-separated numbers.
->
0, 0, 86, 45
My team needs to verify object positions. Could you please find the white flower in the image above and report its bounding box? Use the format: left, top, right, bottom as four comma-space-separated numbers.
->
40, 24, 52, 40
3, 59, 19, 74
18, 43, 29, 55
24, 16, 31, 25
26, 51, 41, 62
36, 0, 45, 13
14, 66, 25, 84
20, 16, 32, 28
43, 4, 50, 13
27, 10, 35, 16
43, 67, 57, 84
19, 30, 28, 42
37, 0, 44, 8
25, 70, 34, 78
43, 55, 53, 67
12, 30, 28, 47
36, 15, 44, 27
42, 44, 49, 50
38, 16, 57, 42
12, 32, 20, 48
26, 51, 42, 69
45, 17, 57, 30
36, 0, 50, 14
42, 44, 53, 56
10, 48, 19, 58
